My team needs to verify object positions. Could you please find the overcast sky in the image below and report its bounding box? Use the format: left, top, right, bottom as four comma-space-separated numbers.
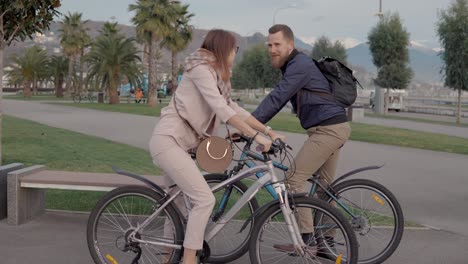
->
58, 0, 452, 49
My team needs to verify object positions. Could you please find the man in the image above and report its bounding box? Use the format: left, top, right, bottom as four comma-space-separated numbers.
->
252, 24, 351, 254
135, 88, 144, 103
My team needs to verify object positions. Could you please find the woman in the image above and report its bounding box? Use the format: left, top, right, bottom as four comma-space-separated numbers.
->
149, 29, 284, 264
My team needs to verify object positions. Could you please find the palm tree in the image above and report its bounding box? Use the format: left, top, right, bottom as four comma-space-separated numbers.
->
160, 4, 194, 88
102, 22, 120, 37
6, 46, 48, 97
47, 55, 69, 97
86, 32, 143, 104
129, 0, 181, 106
59, 12, 90, 95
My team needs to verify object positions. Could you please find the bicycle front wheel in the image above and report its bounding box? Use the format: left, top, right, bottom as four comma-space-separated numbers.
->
321, 179, 404, 264
249, 197, 358, 264
87, 185, 184, 264
204, 173, 260, 263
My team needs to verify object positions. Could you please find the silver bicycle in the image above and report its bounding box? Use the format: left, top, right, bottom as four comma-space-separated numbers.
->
87, 139, 358, 264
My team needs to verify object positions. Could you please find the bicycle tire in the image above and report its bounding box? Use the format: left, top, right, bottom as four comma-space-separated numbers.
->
249, 196, 359, 264
87, 185, 184, 264
88, 95, 96, 103
318, 179, 404, 264
73, 95, 81, 103
204, 173, 260, 263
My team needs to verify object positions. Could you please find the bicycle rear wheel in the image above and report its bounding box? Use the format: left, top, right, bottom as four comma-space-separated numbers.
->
204, 173, 260, 263
87, 185, 184, 264
249, 197, 358, 264
319, 179, 404, 264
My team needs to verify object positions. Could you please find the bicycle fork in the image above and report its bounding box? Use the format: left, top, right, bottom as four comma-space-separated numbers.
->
274, 183, 306, 255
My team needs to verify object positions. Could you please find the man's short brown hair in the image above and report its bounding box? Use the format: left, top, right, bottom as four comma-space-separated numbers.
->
268, 24, 294, 41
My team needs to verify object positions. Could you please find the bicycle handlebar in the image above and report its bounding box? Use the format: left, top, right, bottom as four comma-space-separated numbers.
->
228, 132, 292, 155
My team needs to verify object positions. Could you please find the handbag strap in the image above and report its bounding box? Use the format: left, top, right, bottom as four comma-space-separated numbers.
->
172, 76, 234, 147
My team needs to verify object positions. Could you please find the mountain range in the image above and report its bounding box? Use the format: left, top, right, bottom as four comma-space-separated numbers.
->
4, 20, 443, 83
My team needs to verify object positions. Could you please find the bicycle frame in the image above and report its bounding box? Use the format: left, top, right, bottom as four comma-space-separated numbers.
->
217, 144, 383, 221
125, 154, 306, 253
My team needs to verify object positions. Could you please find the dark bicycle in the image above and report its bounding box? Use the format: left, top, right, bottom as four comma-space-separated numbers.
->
73, 92, 97, 103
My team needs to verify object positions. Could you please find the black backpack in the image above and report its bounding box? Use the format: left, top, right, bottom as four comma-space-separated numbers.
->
313, 57, 362, 107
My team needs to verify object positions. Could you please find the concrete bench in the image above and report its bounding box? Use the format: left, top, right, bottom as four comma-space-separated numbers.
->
7, 165, 163, 225
0, 163, 25, 220
347, 106, 365, 122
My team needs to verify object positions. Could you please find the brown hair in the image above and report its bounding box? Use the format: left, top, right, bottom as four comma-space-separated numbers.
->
201, 29, 236, 81
269, 24, 294, 42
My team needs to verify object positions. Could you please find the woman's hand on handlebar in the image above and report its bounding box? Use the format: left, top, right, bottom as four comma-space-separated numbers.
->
254, 134, 272, 152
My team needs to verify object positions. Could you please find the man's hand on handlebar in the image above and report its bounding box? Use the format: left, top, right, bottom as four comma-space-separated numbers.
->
269, 130, 287, 143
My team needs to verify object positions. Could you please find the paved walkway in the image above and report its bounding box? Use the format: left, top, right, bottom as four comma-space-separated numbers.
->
3, 100, 468, 263
1, 211, 467, 264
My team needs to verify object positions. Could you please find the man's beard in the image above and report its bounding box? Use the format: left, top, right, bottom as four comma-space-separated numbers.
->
270, 54, 288, 69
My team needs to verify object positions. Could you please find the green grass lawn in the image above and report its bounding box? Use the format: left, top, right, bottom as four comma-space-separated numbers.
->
3, 115, 160, 211
51, 102, 166, 117
4, 94, 72, 101
266, 112, 468, 155
365, 112, 468, 127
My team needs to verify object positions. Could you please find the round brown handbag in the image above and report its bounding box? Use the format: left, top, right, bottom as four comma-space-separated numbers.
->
196, 136, 233, 173
172, 91, 233, 173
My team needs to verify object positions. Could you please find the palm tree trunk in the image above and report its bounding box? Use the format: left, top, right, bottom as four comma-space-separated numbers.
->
147, 34, 158, 107
144, 43, 149, 72
108, 70, 120, 104
65, 55, 74, 96
23, 81, 32, 98
79, 49, 84, 94
457, 88, 461, 125
56, 77, 64, 97
33, 76, 38, 95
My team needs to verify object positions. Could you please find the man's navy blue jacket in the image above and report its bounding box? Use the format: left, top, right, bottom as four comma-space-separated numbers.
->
252, 49, 347, 129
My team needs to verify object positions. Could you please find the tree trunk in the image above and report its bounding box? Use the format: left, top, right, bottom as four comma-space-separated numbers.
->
65, 55, 74, 96
147, 34, 158, 107
0, 45, 4, 165
79, 49, 84, 94
143, 43, 149, 72
23, 81, 32, 98
457, 88, 461, 125
384, 88, 389, 115
56, 78, 64, 97
108, 70, 120, 104
33, 76, 38, 95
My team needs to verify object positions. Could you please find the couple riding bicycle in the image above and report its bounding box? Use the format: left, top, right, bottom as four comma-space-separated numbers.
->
87, 25, 403, 264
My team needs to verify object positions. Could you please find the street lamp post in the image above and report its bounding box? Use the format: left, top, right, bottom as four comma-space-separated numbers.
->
273, 4, 297, 24
376, 0, 384, 18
